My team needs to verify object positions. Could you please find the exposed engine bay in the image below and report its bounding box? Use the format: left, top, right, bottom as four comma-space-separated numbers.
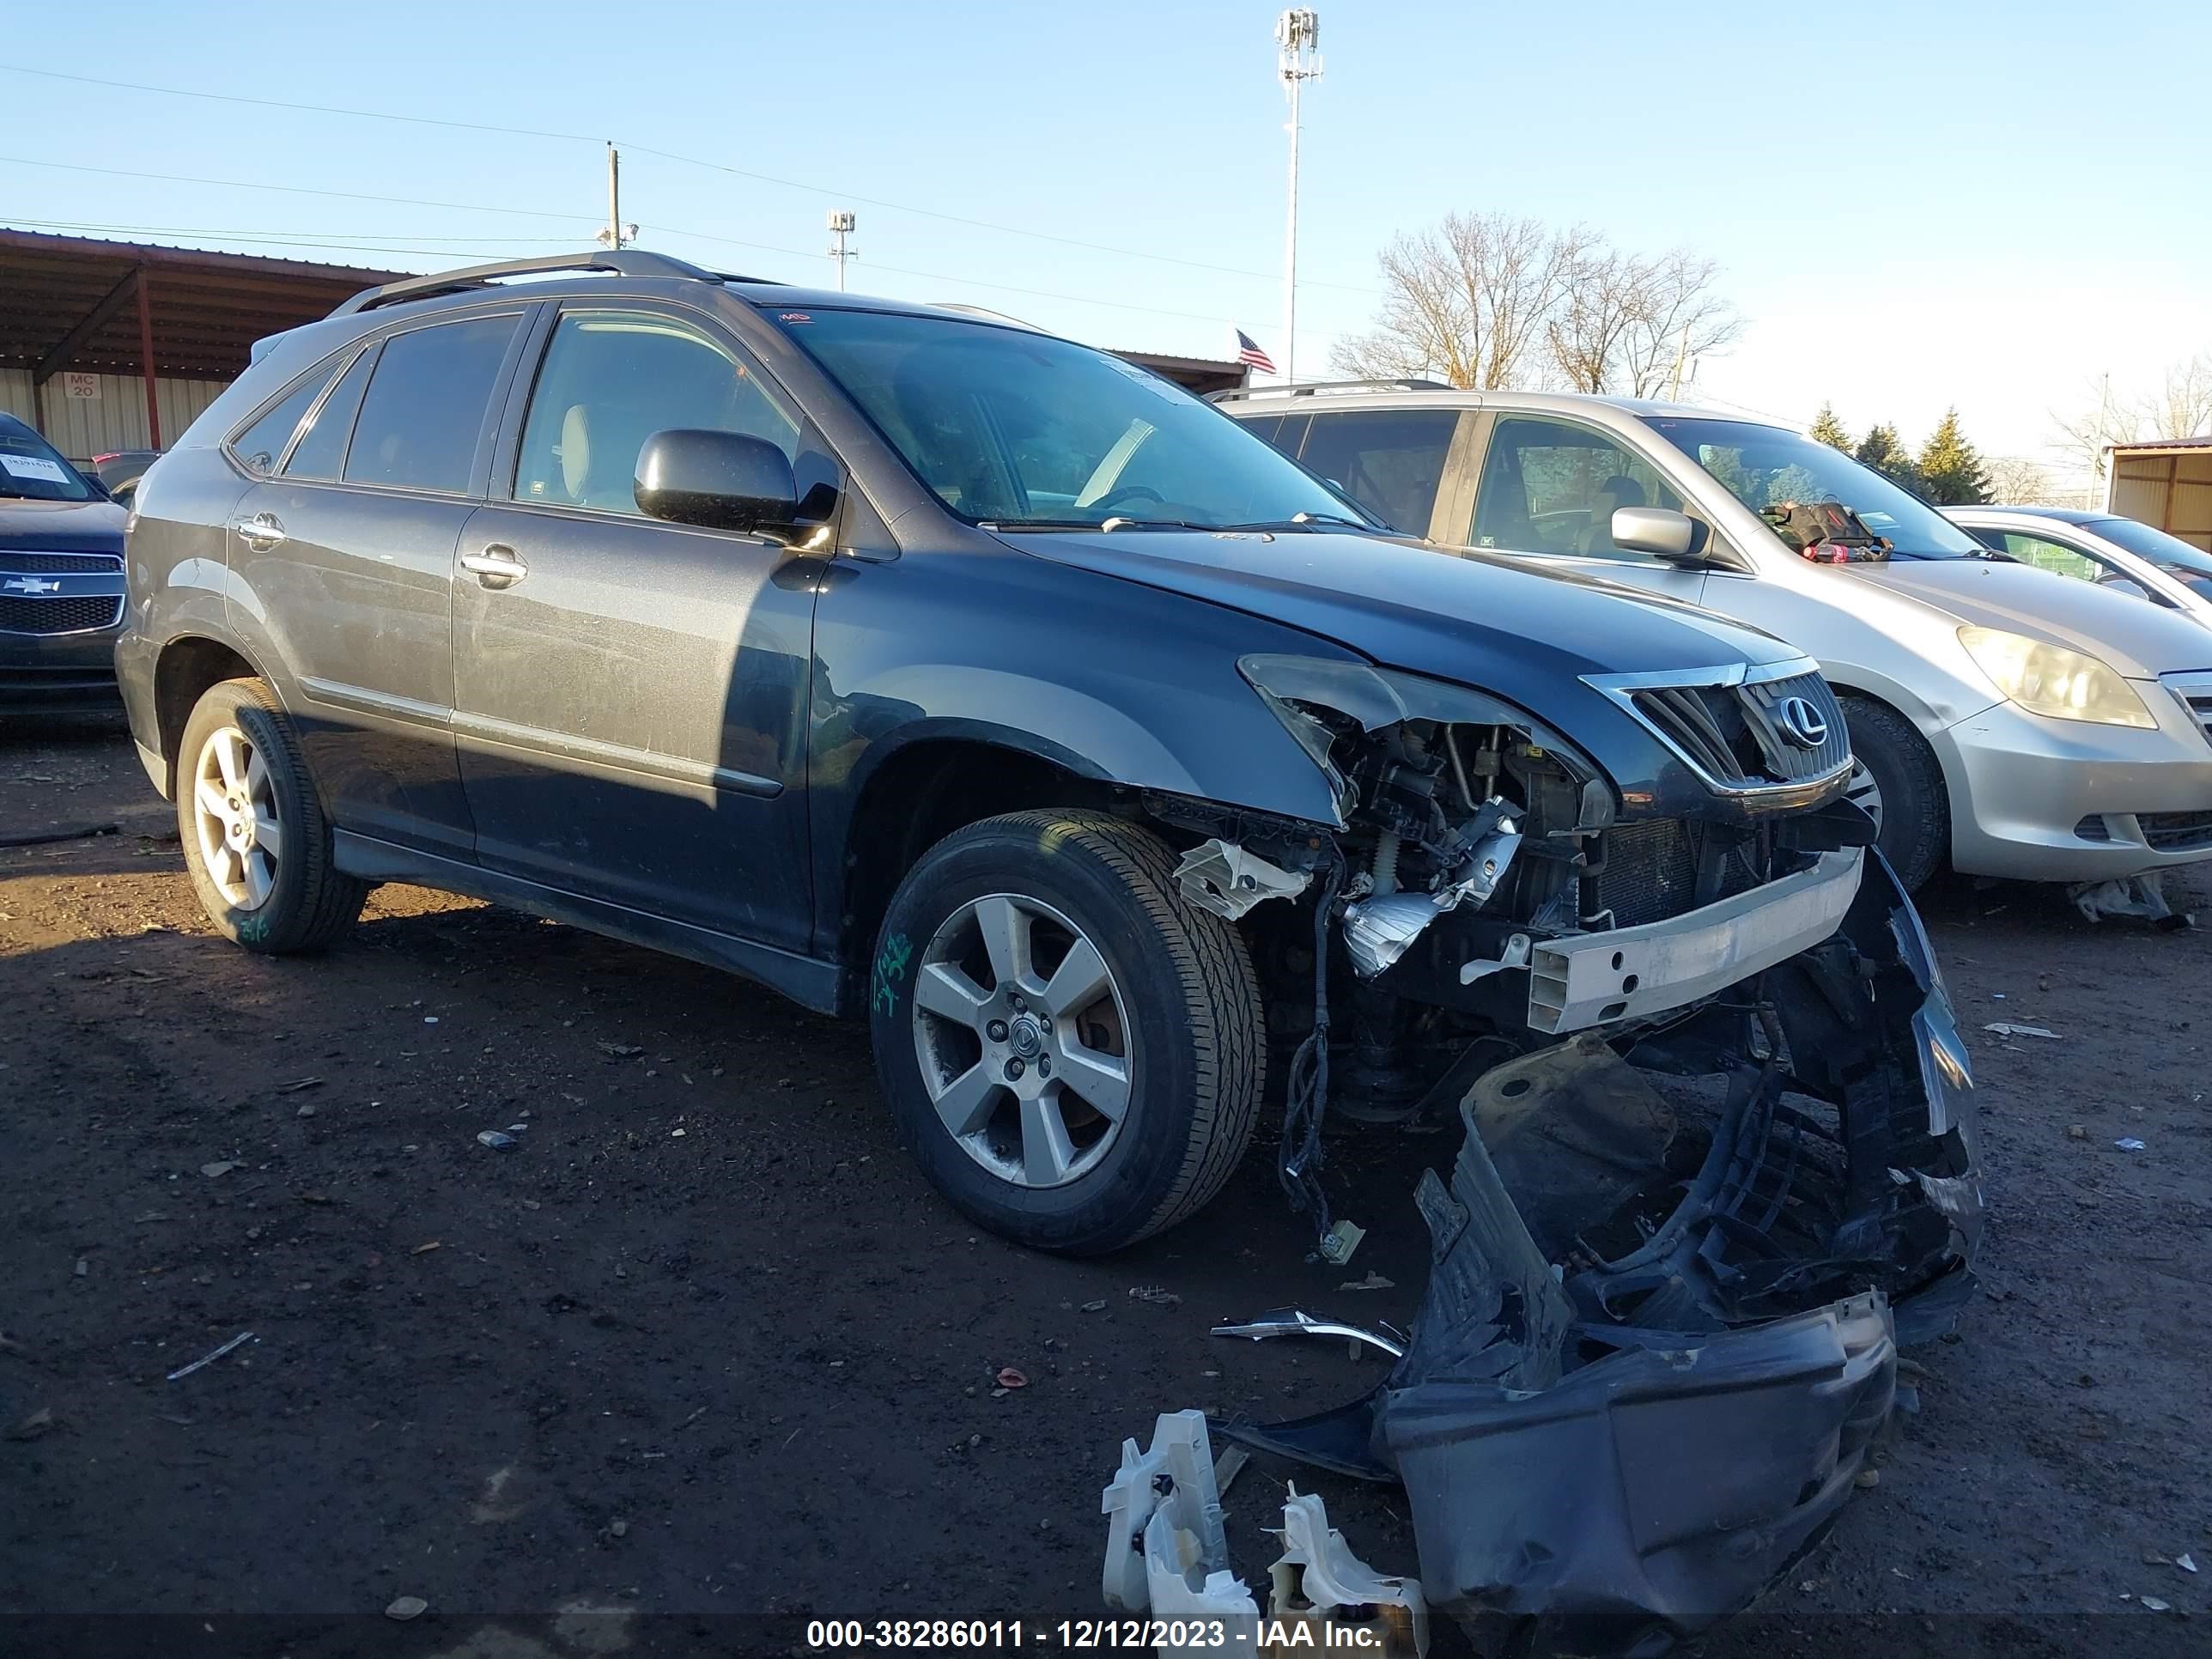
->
1149, 669, 1981, 1654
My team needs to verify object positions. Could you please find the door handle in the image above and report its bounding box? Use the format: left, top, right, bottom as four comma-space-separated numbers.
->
230, 513, 286, 550
461, 545, 529, 589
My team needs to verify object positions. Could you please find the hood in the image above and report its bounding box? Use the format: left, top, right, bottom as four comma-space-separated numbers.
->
1862, 557, 2212, 678
995, 527, 1798, 687
0, 495, 128, 554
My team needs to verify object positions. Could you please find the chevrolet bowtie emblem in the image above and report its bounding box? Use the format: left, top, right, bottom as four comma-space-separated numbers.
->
3, 576, 63, 595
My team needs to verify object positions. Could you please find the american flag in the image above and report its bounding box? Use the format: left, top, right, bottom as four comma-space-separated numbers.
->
1234, 329, 1277, 375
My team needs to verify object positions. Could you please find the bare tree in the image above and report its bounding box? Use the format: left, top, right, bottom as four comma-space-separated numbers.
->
1616, 250, 1744, 398
1547, 242, 1649, 393
1332, 212, 1582, 389
2145, 349, 2212, 441
1984, 456, 2054, 504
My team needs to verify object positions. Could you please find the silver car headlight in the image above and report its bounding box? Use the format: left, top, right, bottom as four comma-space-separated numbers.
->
1957, 626, 2155, 728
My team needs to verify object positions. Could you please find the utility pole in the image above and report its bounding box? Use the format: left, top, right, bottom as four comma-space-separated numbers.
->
1667, 323, 1691, 401
826, 210, 858, 291
596, 145, 637, 251
2085, 371, 2112, 509
1276, 9, 1322, 385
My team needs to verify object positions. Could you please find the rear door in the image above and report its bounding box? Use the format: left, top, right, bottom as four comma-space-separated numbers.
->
451, 301, 823, 951
1461, 413, 1709, 604
229, 308, 530, 858
1291, 407, 1470, 539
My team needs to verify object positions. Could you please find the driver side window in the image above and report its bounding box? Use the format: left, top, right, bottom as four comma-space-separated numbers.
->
514, 309, 798, 517
1471, 416, 1680, 560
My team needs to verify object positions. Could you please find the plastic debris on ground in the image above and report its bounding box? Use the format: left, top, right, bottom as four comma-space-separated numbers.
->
1316, 1219, 1365, 1267
1099, 1410, 1429, 1657
2117, 1138, 2147, 1152
1983, 1023, 2062, 1040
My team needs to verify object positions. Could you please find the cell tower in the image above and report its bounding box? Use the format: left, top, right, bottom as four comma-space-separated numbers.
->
827, 210, 859, 291
1276, 9, 1322, 384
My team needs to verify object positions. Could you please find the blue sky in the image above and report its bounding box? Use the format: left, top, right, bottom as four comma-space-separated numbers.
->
4, 0, 2204, 469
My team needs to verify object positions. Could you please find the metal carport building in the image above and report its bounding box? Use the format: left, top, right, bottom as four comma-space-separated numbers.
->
2108, 436, 2212, 552
0, 229, 401, 459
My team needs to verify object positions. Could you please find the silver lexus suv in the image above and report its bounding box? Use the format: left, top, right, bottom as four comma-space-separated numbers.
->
1223, 385, 2212, 897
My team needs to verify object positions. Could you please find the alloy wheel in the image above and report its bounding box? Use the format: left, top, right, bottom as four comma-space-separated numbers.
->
910, 892, 1134, 1188
191, 725, 283, 910
1844, 759, 1884, 832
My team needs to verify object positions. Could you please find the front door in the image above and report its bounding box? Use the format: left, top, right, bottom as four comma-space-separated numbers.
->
452, 302, 821, 951
230, 310, 529, 858
1466, 414, 1711, 605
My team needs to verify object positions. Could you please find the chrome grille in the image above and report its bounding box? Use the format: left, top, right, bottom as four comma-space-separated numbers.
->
2166, 672, 2212, 751
0, 551, 124, 574
1611, 664, 1851, 794
0, 593, 125, 635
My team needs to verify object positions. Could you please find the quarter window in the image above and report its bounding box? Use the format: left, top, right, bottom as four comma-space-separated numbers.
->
1472, 416, 1681, 560
282, 347, 376, 482
342, 313, 521, 494
232, 366, 336, 475
513, 309, 799, 517
1295, 410, 1458, 536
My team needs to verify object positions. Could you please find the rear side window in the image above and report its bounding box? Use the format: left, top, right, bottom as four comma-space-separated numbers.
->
1296, 410, 1458, 535
343, 314, 520, 494
232, 366, 336, 474
284, 348, 376, 482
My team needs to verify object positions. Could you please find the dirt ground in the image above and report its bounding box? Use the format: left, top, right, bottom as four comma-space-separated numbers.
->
3, 724, 2209, 1659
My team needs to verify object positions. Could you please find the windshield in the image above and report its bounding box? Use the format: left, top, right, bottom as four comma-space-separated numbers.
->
2086, 516, 2212, 580
773, 307, 1370, 531
1646, 416, 1983, 560
0, 422, 97, 502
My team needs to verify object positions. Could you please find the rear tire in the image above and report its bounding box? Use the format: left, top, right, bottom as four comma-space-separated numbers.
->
868, 811, 1265, 1254
177, 678, 367, 952
1839, 694, 1948, 892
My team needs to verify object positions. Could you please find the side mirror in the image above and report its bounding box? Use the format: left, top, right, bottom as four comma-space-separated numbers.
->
1611, 506, 1710, 566
635, 428, 799, 534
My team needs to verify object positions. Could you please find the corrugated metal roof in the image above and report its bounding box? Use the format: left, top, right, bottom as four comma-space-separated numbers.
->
2106, 435, 2212, 453
0, 228, 405, 383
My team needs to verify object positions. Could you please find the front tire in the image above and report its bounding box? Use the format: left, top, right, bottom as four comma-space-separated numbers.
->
869, 811, 1266, 1254
1840, 694, 1948, 893
177, 678, 367, 952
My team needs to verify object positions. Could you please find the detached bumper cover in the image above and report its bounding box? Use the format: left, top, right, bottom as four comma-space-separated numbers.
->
1218, 853, 1980, 1655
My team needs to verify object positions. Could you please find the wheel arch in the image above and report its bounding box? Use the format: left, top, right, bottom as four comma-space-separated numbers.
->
153, 635, 270, 790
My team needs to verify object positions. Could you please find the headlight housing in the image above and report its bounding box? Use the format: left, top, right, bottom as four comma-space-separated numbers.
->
1957, 626, 2155, 728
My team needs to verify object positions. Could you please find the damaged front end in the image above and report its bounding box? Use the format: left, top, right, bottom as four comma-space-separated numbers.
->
1213, 856, 1980, 1655
1157, 653, 1981, 1653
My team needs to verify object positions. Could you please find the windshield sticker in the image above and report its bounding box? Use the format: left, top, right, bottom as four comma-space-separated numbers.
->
1097, 356, 1188, 404
1, 453, 70, 483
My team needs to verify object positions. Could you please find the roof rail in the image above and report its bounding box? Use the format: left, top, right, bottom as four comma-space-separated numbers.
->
1207, 377, 1455, 404
329, 250, 731, 318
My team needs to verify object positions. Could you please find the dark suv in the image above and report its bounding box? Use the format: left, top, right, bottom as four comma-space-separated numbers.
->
118, 253, 1980, 1633
2, 411, 128, 712
116, 248, 1976, 1249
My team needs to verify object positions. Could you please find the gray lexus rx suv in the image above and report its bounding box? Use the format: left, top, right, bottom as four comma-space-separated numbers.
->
118, 252, 1978, 1641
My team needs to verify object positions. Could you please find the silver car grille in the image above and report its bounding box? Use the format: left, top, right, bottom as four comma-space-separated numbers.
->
2166, 672, 2212, 751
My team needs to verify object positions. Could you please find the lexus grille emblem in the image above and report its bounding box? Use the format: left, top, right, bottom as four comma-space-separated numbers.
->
3, 576, 62, 595
1774, 696, 1830, 750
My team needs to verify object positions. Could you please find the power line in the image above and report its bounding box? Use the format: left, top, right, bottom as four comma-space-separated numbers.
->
0, 64, 599, 144
0, 154, 604, 224
0, 155, 1281, 333
8, 215, 574, 248
0, 62, 1382, 297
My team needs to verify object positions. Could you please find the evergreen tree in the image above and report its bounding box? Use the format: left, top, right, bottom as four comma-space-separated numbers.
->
1854, 422, 1920, 489
1916, 407, 1993, 505
1808, 403, 1851, 450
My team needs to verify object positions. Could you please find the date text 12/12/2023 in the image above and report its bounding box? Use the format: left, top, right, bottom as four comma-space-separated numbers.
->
806, 1619, 1391, 1650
